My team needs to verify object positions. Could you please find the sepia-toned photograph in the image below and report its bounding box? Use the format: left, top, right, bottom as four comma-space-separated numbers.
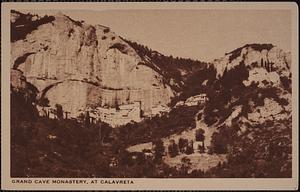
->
1, 2, 298, 190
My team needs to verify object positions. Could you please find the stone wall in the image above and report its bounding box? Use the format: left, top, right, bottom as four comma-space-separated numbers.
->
89, 102, 142, 127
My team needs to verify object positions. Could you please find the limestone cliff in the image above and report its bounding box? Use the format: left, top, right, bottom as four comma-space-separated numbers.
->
11, 10, 174, 122
213, 44, 291, 83
202, 44, 292, 149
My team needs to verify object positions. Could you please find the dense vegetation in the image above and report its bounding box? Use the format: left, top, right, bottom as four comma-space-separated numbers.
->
199, 59, 292, 177
11, 10, 55, 42
116, 105, 200, 147
11, 78, 291, 178
124, 38, 213, 92
11, 87, 202, 177
124, 38, 218, 106
226, 43, 274, 62
209, 113, 291, 177
124, 39, 208, 77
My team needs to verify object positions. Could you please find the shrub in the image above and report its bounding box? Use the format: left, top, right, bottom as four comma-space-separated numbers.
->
178, 138, 188, 153
103, 28, 110, 33
168, 140, 179, 157
109, 43, 128, 54
153, 139, 165, 162
210, 125, 238, 154
185, 141, 194, 155
180, 157, 192, 175
55, 104, 64, 120
280, 76, 291, 91
11, 10, 55, 42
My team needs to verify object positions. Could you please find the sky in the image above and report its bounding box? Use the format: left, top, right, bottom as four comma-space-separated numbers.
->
25, 9, 291, 62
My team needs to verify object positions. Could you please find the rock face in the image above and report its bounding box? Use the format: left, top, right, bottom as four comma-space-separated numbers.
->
11, 11, 174, 125
11, 69, 27, 91
213, 44, 291, 81
247, 98, 289, 124
199, 44, 293, 149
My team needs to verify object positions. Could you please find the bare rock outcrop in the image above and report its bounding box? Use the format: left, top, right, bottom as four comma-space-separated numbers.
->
199, 44, 292, 150
11, 11, 175, 124
213, 44, 291, 84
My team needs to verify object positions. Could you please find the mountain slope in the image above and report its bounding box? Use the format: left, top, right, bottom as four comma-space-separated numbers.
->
11, 10, 192, 124
197, 43, 292, 177
124, 43, 292, 177
11, 10, 212, 126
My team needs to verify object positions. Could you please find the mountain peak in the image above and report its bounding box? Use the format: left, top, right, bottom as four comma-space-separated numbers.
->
213, 43, 290, 77
227, 43, 274, 54
53, 11, 64, 18
53, 11, 82, 26
55, 11, 64, 17
225, 43, 275, 62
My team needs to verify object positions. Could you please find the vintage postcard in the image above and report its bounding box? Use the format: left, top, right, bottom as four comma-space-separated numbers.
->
1, 2, 298, 190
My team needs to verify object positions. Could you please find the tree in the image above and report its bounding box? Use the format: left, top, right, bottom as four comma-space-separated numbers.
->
196, 128, 205, 152
185, 140, 194, 155
168, 139, 179, 157
92, 154, 111, 177
210, 125, 238, 154
178, 138, 188, 153
84, 111, 90, 128
38, 97, 49, 108
55, 104, 63, 120
98, 121, 112, 145
180, 157, 192, 175
153, 139, 165, 162
115, 99, 120, 111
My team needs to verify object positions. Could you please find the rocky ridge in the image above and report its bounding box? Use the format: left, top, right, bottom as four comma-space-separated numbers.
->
11, 10, 176, 125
